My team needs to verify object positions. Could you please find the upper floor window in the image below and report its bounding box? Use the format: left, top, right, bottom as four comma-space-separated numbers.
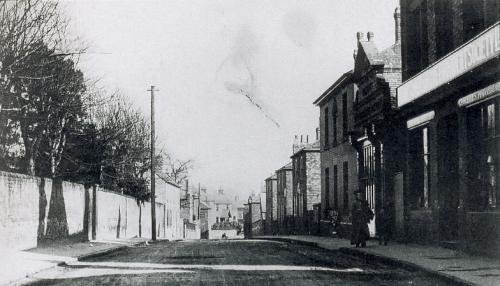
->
324, 107, 330, 149
342, 92, 348, 140
435, 0, 453, 59
463, 0, 485, 42
405, 0, 429, 78
332, 99, 338, 146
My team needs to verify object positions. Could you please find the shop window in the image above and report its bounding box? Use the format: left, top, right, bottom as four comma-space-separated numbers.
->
467, 99, 499, 210
408, 126, 431, 209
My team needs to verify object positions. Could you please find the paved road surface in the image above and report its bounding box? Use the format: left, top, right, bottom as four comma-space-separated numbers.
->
25, 239, 455, 285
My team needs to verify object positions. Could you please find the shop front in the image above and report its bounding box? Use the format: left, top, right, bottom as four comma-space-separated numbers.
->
397, 22, 500, 254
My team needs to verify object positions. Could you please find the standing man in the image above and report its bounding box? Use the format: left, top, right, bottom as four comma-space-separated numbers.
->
351, 191, 373, 248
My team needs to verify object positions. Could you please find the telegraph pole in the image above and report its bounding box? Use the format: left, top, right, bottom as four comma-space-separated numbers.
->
198, 183, 201, 220
148, 85, 158, 241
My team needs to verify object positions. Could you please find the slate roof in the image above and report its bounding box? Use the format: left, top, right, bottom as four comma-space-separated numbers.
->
265, 174, 277, 181
291, 141, 320, 157
313, 71, 353, 106
378, 42, 401, 68
277, 162, 292, 171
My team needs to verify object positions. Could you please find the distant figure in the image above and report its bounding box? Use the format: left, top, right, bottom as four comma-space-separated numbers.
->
351, 191, 373, 248
378, 204, 390, 246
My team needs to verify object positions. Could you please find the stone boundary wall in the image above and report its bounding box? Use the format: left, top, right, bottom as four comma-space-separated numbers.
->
0, 171, 176, 251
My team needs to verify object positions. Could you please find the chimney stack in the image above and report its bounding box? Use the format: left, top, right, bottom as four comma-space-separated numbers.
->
394, 7, 401, 43
367, 31, 374, 41
356, 32, 365, 42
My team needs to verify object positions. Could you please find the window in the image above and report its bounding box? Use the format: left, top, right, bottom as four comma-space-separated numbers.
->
406, 1, 429, 77
435, 0, 453, 59
342, 92, 348, 140
325, 168, 330, 211
343, 161, 349, 213
467, 99, 500, 210
324, 108, 329, 148
362, 141, 376, 209
408, 126, 431, 209
216, 204, 219, 211
463, 0, 485, 42
167, 210, 172, 227
333, 165, 338, 210
332, 99, 338, 146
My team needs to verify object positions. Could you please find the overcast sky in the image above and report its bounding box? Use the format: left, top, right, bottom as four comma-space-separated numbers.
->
62, 0, 398, 198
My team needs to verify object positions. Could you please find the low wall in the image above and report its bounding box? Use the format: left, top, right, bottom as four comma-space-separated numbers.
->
209, 229, 239, 239
0, 172, 92, 251
0, 172, 42, 250
0, 171, 183, 251
183, 222, 200, 240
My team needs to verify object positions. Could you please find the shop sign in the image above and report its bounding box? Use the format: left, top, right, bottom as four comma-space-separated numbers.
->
398, 22, 500, 108
407, 111, 435, 130
458, 81, 500, 107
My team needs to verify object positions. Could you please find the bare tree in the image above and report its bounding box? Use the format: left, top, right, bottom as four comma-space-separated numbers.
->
161, 155, 193, 186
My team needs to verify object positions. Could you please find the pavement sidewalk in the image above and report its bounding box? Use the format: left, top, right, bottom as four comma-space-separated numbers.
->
257, 235, 500, 286
1, 237, 148, 286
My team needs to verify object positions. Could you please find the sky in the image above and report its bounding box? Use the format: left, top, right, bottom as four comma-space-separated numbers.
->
62, 0, 399, 199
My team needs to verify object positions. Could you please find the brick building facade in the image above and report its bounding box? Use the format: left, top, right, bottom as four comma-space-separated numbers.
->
398, 0, 500, 254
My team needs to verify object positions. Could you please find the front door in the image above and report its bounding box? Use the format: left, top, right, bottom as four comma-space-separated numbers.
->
438, 114, 459, 241
361, 141, 376, 236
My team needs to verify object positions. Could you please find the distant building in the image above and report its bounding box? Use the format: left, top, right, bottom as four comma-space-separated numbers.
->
265, 174, 278, 234
290, 139, 321, 234
202, 188, 243, 239
276, 162, 293, 234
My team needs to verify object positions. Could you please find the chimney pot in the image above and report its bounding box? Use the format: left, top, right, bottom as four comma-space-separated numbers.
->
356, 32, 364, 42
394, 7, 401, 43
367, 31, 374, 41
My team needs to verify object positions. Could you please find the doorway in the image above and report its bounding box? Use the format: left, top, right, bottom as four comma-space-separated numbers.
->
437, 114, 459, 242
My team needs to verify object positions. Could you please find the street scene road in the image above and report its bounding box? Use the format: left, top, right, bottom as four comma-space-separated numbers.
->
1, 1, 499, 286
25, 240, 454, 286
